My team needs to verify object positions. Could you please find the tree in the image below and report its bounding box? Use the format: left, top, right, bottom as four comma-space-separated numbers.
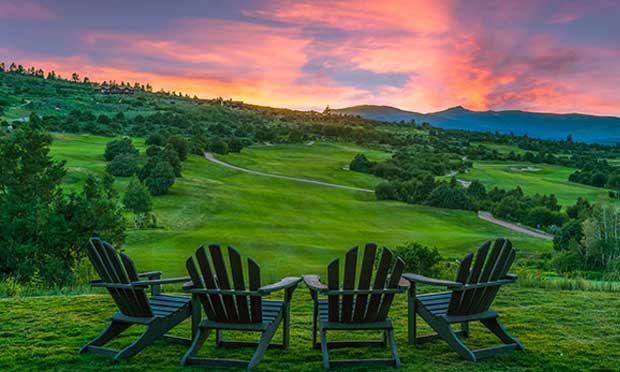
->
0, 62, 4, 72
580, 205, 620, 271
0, 123, 124, 285
146, 133, 165, 146
123, 178, 153, 228
606, 173, 620, 190
349, 153, 374, 173
167, 135, 189, 161
144, 161, 175, 195
209, 137, 229, 155
71, 72, 80, 83
425, 182, 473, 211
375, 182, 398, 200
393, 242, 443, 277
106, 153, 138, 177
162, 145, 182, 176
104, 137, 138, 161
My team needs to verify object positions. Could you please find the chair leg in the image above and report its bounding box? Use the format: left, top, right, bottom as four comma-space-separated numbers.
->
312, 301, 318, 349
80, 320, 132, 353
433, 321, 476, 361
461, 322, 470, 338
320, 328, 330, 369
181, 327, 211, 366
481, 317, 524, 350
115, 324, 166, 360
386, 328, 401, 368
216, 329, 224, 347
248, 318, 281, 369
283, 302, 290, 349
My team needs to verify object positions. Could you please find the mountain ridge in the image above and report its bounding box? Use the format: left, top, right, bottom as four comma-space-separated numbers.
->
332, 105, 620, 144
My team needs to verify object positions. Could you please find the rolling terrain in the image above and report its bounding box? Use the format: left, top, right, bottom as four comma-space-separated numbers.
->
50, 134, 551, 281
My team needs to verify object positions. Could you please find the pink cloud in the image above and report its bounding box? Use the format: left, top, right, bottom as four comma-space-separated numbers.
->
0, 0, 55, 20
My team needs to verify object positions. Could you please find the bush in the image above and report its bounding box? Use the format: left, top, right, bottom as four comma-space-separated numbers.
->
425, 182, 473, 210
210, 138, 229, 155
350, 153, 374, 173
145, 133, 165, 146
106, 153, 138, 177
144, 161, 176, 195
375, 182, 397, 200
104, 137, 138, 161
123, 178, 152, 228
167, 135, 188, 161
392, 242, 443, 277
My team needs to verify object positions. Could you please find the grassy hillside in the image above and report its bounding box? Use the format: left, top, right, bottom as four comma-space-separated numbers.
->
460, 161, 609, 206
1, 286, 619, 371
49, 134, 550, 282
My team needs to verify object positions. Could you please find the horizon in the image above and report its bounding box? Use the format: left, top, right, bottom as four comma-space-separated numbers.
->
1, 0, 619, 116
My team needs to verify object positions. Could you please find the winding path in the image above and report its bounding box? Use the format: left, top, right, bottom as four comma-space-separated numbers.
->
204, 152, 554, 240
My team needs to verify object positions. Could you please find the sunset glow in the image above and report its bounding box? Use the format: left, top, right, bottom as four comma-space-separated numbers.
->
1, 0, 619, 115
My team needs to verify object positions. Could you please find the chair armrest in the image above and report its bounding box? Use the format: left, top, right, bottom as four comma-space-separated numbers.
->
401, 273, 463, 289
258, 277, 302, 295
134, 276, 191, 286
138, 271, 162, 279
303, 275, 328, 294
504, 273, 517, 281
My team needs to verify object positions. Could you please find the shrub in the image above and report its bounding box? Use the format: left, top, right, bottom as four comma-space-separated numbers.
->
350, 153, 374, 173
375, 182, 397, 200
144, 161, 175, 195
210, 138, 229, 155
145, 133, 165, 146
123, 178, 152, 228
392, 242, 443, 277
167, 135, 188, 161
104, 137, 138, 161
106, 153, 138, 177
425, 182, 473, 210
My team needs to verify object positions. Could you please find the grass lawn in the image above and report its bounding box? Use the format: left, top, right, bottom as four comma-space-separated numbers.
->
1, 286, 619, 371
459, 161, 609, 206
49, 135, 551, 282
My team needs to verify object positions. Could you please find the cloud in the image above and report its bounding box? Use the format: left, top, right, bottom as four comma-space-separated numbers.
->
0, 0, 55, 20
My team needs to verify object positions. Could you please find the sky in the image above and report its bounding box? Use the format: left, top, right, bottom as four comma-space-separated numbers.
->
1, 0, 619, 115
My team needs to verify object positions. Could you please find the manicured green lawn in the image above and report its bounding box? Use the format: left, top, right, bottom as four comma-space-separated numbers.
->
459, 161, 609, 206
219, 142, 391, 189
1, 286, 619, 371
49, 135, 551, 282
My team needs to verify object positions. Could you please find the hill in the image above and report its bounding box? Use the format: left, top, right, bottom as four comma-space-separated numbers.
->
332, 105, 620, 143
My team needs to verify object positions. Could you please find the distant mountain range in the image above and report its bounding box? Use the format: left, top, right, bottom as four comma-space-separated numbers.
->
331, 105, 620, 144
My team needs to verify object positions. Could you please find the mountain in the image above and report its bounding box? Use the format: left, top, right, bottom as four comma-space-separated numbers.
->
332, 105, 620, 144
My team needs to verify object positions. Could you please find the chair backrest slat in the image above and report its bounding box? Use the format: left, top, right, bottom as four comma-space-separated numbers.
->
186, 255, 218, 320
189, 245, 263, 324
327, 258, 340, 322
326, 244, 404, 324
365, 248, 393, 321
352, 243, 377, 321
458, 241, 491, 314
340, 246, 358, 323
229, 247, 251, 323
196, 246, 227, 321
209, 244, 239, 322
375, 256, 405, 321
447, 239, 516, 316
248, 258, 263, 323
447, 253, 473, 314
87, 238, 151, 318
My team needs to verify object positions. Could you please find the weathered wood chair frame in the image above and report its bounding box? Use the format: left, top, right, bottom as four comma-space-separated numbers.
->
402, 238, 524, 361
80, 238, 192, 360
304, 243, 406, 369
181, 244, 302, 369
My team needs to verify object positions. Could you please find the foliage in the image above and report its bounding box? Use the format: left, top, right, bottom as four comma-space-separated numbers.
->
167, 135, 188, 161
0, 124, 125, 285
349, 153, 375, 172
392, 242, 443, 277
209, 137, 229, 155
123, 178, 153, 228
103, 137, 138, 161
144, 161, 176, 196
105, 153, 138, 177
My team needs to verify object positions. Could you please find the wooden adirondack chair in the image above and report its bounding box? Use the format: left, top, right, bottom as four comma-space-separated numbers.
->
80, 238, 192, 359
304, 243, 406, 369
181, 244, 302, 369
402, 238, 524, 361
